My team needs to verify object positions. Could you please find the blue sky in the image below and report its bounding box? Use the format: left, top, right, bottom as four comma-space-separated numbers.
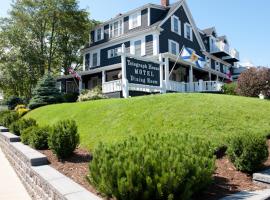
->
1, 0, 270, 67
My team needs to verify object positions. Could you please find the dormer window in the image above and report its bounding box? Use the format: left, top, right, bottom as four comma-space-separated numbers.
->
184, 23, 193, 41
171, 15, 181, 35
109, 19, 123, 38
168, 40, 179, 55
95, 27, 104, 42
129, 11, 141, 29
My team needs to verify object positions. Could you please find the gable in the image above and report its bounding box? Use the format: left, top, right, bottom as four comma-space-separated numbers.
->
159, 5, 204, 57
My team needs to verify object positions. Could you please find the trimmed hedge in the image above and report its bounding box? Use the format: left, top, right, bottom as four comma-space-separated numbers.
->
9, 118, 37, 136
1, 111, 20, 128
222, 83, 237, 95
227, 133, 268, 173
48, 120, 79, 159
28, 126, 50, 150
89, 133, 215, 200
21, 126, 37, 145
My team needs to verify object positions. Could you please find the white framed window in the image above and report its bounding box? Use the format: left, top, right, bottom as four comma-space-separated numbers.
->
108, 47, 121, 59
129, 11, 141, 30
91, 51, 100, 67
184, 23, 193, 41
215, 61, 220, 71
131, 37, 146, 56
206, 56, 211, 68
168, 40, 179, 55
171, 15, 181, 35
109, 19, 123, 38
95, 27, 104, 42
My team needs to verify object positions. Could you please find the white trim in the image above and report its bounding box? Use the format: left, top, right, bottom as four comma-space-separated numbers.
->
168, 39, 180, 55
129, 11, 141, 30
91, 50, 100, 68
109, 19, 124, 39
203, 51, 232, 66
130, 36, 146, 56
153, 33, 160, 56
94, 27, 104, 42
184, 23, 193, 41
171, 15, 181, 36
148, 7, 151, 26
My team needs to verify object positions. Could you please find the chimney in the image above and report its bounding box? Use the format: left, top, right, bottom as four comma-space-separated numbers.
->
161, 0, 170, 7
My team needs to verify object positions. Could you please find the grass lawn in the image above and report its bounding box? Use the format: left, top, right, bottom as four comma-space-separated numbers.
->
25, 93, 270, 150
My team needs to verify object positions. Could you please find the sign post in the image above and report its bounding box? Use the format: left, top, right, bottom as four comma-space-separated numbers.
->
121, 44, 129, 98
159, 54, 165, 93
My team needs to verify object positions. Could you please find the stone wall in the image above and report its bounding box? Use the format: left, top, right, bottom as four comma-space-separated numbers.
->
0, 126, 102, 200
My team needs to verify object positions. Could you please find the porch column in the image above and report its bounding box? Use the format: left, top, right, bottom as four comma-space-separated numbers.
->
199, 79, 204, 92
189, 65, 194, 92
121, 44, 129, 98
209, 72, 212, 81
79, 79, 83, 94
159, 54, 165, 94
164, 57, 169, 92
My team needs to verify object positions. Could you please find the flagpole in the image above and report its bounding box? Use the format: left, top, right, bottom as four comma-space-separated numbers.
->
169, 48, 183, 78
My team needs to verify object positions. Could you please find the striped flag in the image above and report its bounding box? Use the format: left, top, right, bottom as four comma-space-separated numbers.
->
68, 67, 81, 81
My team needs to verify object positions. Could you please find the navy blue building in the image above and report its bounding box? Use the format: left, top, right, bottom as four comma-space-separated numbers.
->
60, 0, 240, 97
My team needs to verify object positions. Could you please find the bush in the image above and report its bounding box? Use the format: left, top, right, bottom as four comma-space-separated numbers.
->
62, 93, 79, 102
227, 133, 268, 173
29, 126, 50, 150
237, 67, 270, 97
14, 104, 30, 117
21, 126, 37, 145
77, 86, 107, 102
48, 120, 79, 159
6, 96, 24, 110
1, 112, 20, 128
222, 82, 237, 95
89, 133, 215, 200
9, 118, 37, 136
28, 74, 62, 109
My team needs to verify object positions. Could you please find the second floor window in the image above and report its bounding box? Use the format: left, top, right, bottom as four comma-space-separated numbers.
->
92, 52, 99, 67
184, 23, 193, 41
168, 40, 179, 55
108, 47, 121, 59
95, 27, 104, 42
85, 53, 90, 70
129, 12, 141, 29
109, 20, 123, 38
215, 61, 220, 71
171, 15, 181, 35
134, 40, 142, 56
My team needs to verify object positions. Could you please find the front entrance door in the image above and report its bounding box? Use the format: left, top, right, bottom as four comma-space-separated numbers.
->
88, 76, 100, 90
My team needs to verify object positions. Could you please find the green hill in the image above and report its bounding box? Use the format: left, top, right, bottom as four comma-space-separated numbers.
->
25, 93, 270, 150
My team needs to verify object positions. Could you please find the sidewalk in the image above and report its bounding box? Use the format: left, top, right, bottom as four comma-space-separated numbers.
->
0, 148, 31, 200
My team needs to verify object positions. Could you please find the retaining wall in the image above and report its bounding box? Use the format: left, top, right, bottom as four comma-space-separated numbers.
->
0, 126, 102, 200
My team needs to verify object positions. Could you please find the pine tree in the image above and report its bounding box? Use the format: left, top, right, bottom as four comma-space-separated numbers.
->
28, 74, 61, 109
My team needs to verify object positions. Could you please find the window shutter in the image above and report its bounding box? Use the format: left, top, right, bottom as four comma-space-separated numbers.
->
137, 12, 142, 27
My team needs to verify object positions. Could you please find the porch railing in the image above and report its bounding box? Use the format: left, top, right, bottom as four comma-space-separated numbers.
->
102, 80, 122, 93
167, 81, 189, 93
129, 83, 161, 93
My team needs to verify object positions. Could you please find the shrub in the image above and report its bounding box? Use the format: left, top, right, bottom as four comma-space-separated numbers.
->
222, 82, 237, 95
28, 74, 62, 109
9, 118, 37, 136
48, 120, 79, 159
62, 93, 79, 102
89, 133, 215, 200
227, 133, 268, 173
14, 104, 30, 117
77, 86, 108, 102
6, 96, 24, 110
1, 112, 20, 128
237, 67, 270, 97
21, 126, 36, 145
29, 126, 50, 150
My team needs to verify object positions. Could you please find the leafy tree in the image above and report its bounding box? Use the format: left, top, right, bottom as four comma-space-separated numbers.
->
0, 0, 93, 98
28, 74, 62, 109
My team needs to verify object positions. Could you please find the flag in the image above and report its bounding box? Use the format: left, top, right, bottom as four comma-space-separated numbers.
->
180, 47, 206, 68
68, 67, 81, 81
226, 70, 232, 80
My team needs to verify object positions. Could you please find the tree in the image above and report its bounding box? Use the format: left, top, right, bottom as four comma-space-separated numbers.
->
0, 0, 93, 98
28, 74, 62, 109
236, 67, 270, 97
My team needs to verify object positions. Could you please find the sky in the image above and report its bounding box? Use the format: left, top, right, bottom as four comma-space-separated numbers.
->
1, 0, 270, 67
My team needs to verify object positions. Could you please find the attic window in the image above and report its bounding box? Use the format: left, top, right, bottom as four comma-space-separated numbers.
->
129, 11, 141, 29
184, 23, 193, 41
109, 19, 123, 38
95, 27, 104, 42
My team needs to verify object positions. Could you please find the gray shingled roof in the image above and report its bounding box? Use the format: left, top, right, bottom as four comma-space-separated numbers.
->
202, 27, 216, 36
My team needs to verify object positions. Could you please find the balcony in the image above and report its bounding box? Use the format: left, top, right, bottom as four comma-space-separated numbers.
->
223, 48, 240, 63
210, 41, 230, 57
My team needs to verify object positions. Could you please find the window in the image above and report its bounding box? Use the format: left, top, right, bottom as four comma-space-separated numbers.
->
184, 23, 193, 41
109, 19, 123, 38
131, 37, 145, 56
91, 51, 100, 67
108, 47, 121, 59
215, 61, 220, 71
129, 11, 141, 29
171, 15, 181, 35
206, 57, 210, 68
168, 40, 179, 55
85, 53, 90, 70
95, 27, 104, 42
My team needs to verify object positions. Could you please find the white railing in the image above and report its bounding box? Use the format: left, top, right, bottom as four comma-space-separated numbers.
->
211, 41, 230, 55
202, 81, 223, 92
167, 81, 189, 93
102, 80, 122, 93
230, 48, 240, 60
129, 83, 161, 93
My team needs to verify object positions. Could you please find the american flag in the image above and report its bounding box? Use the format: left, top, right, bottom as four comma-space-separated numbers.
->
68, 67, 81, 81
